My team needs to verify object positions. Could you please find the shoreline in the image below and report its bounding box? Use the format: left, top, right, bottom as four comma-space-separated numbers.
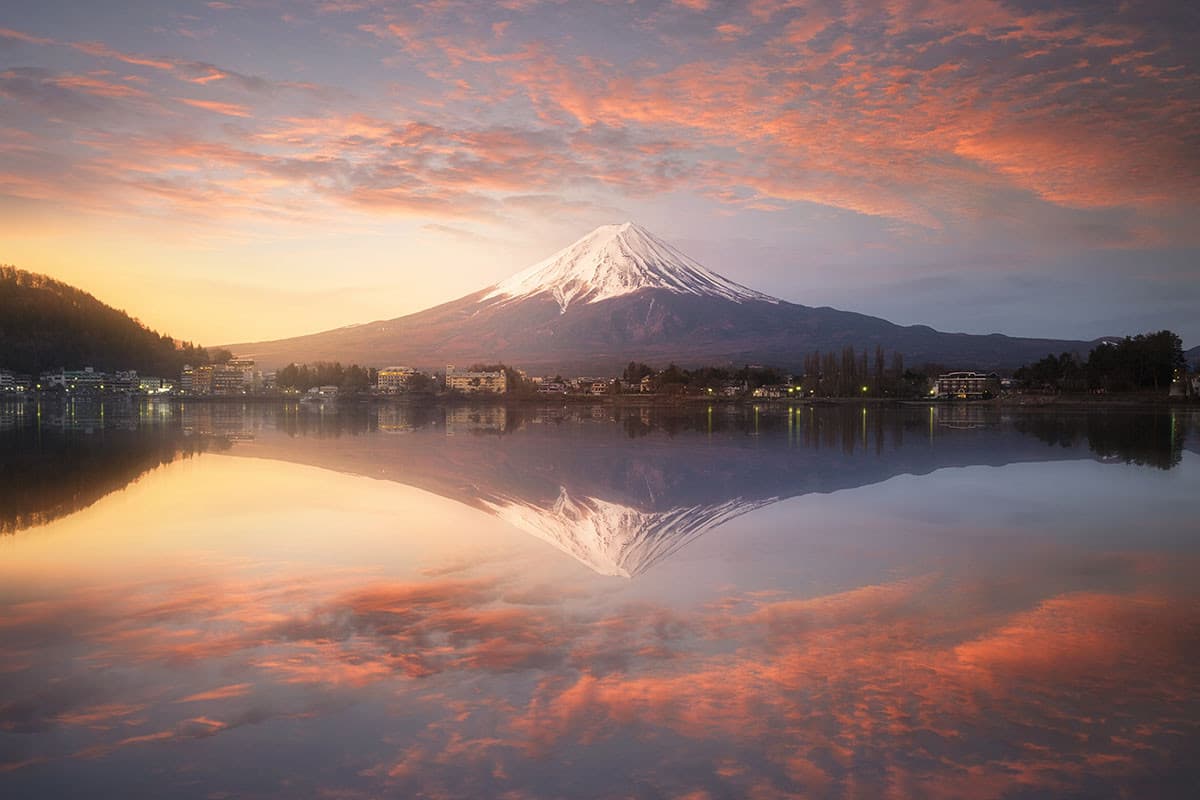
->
4, 392, 1197, 411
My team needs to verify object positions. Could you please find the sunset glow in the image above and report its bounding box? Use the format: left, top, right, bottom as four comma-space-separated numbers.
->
2, 1, 1197, 345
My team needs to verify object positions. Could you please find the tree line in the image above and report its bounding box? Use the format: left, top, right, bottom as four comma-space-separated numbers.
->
1013, 331, 1185, 393
623, 346, 940, 397
275, 362, 378, 392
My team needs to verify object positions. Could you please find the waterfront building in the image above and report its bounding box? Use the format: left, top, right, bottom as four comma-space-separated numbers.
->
189, 365, 215, 395
40, 367, 107, 392
445, 365, 507, 394
211, 364, 246, 395
0, 370, 14, 392
139, 377, 173, 394
935, 371, 1000, 400
378, 366, 416, 393
113, 370, 139, 392
227, 358, 260, 392
302, 385, 339, 402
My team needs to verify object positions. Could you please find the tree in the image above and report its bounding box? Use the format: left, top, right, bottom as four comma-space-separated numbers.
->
1014, 330, 1184, 394
622, 361, 654, 384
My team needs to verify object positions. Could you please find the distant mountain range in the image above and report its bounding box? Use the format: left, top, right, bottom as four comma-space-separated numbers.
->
225, 223, 1115, 373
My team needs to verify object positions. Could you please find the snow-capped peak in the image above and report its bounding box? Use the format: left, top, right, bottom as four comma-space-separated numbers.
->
483, 222, 780, 313
481, 486, 774, 578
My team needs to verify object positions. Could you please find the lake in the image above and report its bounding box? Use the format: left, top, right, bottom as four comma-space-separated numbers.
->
2, 400, 1198, 799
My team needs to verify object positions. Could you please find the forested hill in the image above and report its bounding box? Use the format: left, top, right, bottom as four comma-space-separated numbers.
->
0, 266, 215, 376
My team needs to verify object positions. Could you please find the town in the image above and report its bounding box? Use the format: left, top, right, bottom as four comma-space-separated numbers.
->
4, 335, 1199, 403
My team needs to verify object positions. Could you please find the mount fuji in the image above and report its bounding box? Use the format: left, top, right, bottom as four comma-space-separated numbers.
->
228, 222, 1098, 371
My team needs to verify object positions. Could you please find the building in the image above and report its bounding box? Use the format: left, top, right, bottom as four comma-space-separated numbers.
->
935, 371, 1000, 400
139, 376, 173, 394
228, 358, 261, 392
113, 370, 139, 392
182, 364, 214, 395
40, 367, 107, 392
378, 366, 416, 393
302, 385, 339, 402
0, 370, 14, 392
537, 382, 566, 394
211, 364, 246, 395
590, 381, 611, 395
445, 365, 507, 394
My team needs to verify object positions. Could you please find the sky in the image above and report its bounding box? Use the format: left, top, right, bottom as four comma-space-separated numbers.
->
0, 0, 1197, 347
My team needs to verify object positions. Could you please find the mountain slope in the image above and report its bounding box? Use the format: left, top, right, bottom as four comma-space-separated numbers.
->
0, 266, 210, 376
484, 222, 778, 311
225, 224, 1104, 372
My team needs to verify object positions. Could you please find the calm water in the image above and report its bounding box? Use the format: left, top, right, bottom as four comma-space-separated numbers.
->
2, 400, 1198, 799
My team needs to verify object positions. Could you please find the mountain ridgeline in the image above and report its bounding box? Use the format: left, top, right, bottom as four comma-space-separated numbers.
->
225, 223, 1110, 373
0, 266, 219, 376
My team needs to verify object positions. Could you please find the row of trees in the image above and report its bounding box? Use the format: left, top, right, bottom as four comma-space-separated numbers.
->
1014, 331, 1185, 393
799, 346, 941, 397
275, 362, 378, 392
622, 346, 941, 397
622, 362, 791, 391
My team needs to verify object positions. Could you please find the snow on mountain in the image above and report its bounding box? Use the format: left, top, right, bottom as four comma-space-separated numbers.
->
483, 222, 780, 313
482, 486, 774, 578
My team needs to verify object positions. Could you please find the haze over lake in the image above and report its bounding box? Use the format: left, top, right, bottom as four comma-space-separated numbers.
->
2, 400, 1198, 799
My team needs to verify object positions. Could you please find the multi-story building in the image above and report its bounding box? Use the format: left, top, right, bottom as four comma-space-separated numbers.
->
445, 365, 507, 394
188, 364, 215, 395
225, 358, 260, 393
211, 364, 246, 395
935, 371, 1000, 400
0, 370, 14, 392
378, 366, 416, 393
139, 376, 173, 394
40, 367, 107, 392
113, 370, 139, 392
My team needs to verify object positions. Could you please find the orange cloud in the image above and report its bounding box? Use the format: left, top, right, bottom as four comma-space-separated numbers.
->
173, 683, 253, 703
2, 549, 1196, 797
176, 97, 252, 117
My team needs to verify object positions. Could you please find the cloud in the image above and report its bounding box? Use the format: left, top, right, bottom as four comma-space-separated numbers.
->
2, 551, 1196, 796
176, 97, 253, 117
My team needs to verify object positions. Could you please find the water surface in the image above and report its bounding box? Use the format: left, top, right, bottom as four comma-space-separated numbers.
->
2, 400, 1198, 798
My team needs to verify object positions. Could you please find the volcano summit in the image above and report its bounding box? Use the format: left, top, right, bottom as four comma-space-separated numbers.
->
227, 223, 1097, 372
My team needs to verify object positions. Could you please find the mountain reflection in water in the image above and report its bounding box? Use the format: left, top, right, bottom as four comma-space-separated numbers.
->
1, 400, 1198, 800
1, 401, 1194, 576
